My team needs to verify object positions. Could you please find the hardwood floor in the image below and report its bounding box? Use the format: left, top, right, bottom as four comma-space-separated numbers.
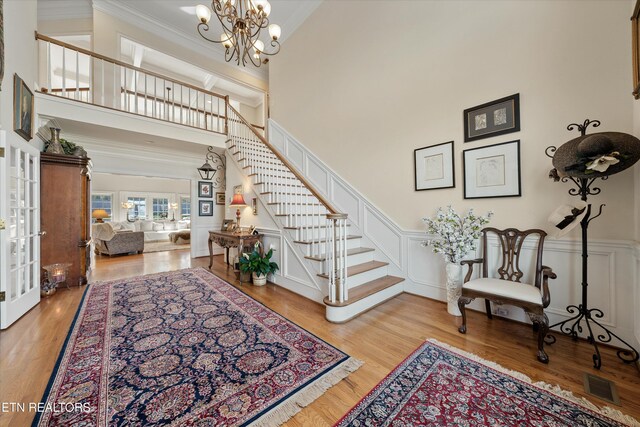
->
1, 249, 639, 426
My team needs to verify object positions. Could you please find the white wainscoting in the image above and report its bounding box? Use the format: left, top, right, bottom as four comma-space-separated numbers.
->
269, 119, 640, 349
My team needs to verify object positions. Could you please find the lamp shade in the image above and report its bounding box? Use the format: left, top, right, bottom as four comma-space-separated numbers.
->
92, 209, 109, 222
229, 193, 247, 207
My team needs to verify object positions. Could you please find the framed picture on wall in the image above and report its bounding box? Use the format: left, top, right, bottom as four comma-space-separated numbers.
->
252, 197, 258, 215
233, 184, 243, 195
464, 94, 520, 142
463, 140, 521, 199
199, 200, 213, 216
13, 74, 34, 142
414, 141, 455, 191
198, 181, 213, 198
216, 192, 225, 205
633, 0, 640, 99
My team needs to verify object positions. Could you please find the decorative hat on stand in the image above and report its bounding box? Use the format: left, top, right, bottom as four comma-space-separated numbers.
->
547, 201, 587, 238
543, 119, 640, 369
549, 132, 640, 180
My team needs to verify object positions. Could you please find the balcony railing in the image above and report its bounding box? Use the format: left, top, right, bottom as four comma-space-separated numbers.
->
36, 32, 228, 134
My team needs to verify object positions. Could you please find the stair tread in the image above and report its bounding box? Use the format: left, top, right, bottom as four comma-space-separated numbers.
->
305, 247, 374, 261
323, 275, 405, 307
275, 213, 326, 217
294, 235, 362, 245
317, 260, 389, 279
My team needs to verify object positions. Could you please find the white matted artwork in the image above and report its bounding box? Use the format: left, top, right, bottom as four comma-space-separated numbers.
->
414, 141, 455, 191
463, 140, 520, 199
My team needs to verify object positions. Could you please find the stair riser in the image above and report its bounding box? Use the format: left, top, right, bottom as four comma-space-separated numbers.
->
291, 227, 352, 241
253, 177, 300, 187
273, 207, 327, 216
325, 283, 404, 323
308, 251, 375, 272
266, 194, 318, 204
296, 237, 362, 257
347, 265, 389, 288
280, 216, 331, 228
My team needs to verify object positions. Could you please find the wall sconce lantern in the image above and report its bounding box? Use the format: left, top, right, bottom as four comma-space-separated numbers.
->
197, 146, 226, 187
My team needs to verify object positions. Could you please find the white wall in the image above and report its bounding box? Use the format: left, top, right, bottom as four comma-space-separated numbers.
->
270, 0, 635, 240
1, 0, 38, 135
92, 173, 189, 222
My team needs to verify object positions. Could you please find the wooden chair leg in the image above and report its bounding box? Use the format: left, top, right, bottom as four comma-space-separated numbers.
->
527, 311, 549, 364
458, 296, 474, 334
485, 299, 493, 319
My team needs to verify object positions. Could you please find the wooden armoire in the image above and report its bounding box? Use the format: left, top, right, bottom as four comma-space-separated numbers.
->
40, 153, 92, 286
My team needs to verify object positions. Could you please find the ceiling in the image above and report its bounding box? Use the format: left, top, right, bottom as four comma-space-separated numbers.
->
38, 0, 322, 81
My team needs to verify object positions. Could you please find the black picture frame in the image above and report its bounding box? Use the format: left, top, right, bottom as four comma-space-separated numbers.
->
199, 200, 213, 216
464, 94, 520, 142
463, 140, 521, 199
414, 141, 455, 191
633, 0, 640, 99
198, 181, 213, 198
13, 74, 34, 142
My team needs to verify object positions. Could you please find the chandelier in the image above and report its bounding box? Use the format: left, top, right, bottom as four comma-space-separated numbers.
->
195, 0, 281, 67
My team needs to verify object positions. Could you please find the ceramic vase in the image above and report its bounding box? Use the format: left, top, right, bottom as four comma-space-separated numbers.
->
445, 262, 463, 316
252, 272, 267, 286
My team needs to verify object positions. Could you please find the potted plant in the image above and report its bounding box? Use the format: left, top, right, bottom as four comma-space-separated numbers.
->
238, 242, 279, 286
422, 206, 493, 316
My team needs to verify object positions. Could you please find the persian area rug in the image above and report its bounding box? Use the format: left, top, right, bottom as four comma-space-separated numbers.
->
336, 340, 639, 427
35, 267, 361, 426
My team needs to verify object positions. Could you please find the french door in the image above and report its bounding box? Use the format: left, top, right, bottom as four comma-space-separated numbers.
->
0, 131, 41, 329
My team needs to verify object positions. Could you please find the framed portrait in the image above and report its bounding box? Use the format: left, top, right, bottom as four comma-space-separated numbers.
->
633, 0, 640, 99
198, 181, 213, 198
463, 140, 521, 199
251, 197, 257, 215
199, 200, 213, 216
216, 192, 225, 205
13, 74, 34, 142
414, 141, 455, 191
233, 184, 243, 195
464, 94, 520, 142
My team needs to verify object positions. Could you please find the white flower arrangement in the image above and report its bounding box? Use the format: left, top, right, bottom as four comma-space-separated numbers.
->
421, 206, 493, 264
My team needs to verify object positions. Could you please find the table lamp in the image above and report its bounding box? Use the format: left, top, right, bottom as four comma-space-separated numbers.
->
121, 201, 134, 222
92, 209, 109, 223
170, 202, 179, 221
229, 193, 247, 230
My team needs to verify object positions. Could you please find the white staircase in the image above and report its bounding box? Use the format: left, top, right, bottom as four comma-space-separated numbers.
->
226, 107, 404, 322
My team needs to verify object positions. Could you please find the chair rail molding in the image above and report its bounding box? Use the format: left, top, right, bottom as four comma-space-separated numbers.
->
268, 119, 640, 349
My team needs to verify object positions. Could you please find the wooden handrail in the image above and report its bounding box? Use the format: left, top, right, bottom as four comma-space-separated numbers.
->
35, 32, 227, 102
228, 105, 341, 215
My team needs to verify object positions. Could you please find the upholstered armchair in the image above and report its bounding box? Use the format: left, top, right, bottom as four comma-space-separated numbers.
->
92, 223, 144, 256
457, 227, 556, 363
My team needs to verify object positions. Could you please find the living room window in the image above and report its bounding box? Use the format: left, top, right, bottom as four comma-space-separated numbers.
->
180, 196, 191, 219
152, 198, 169, 220
128, 197, 146, 220
91, 194, 112, 223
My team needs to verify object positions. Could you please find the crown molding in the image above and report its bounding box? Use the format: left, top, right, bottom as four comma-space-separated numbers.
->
91, 0, 267, 82
38, 0, 93, 21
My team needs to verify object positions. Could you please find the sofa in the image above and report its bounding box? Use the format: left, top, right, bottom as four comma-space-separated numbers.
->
110, 219, 190, 242
92, 223, 144, 256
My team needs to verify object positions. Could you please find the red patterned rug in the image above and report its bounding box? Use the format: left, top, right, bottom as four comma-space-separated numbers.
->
336, 340, 638, 427
34, 268, 361, 426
